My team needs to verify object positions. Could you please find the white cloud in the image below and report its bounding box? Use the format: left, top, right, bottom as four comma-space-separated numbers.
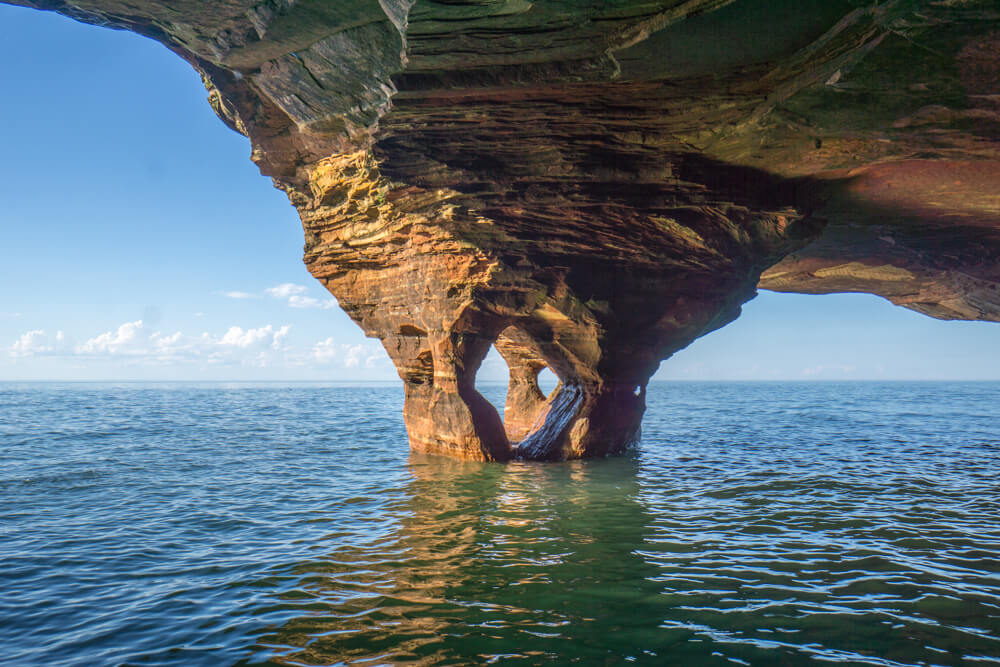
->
74, 320, 202, 362
365, 353, 389, 368
312, 337, 389, 369
9, 330, 67, 357
8, 322, 392, 375
344, 344, 365, 368
76, 320, 146, 355
313, 337, 339, 363
221, 291, 256, 299
220, 283, 339, 310
154, 331, 182, 348
219, 324, 290, 350
11, 320, 294, 369
288, 295, 337, 309
264, 283, 307, 299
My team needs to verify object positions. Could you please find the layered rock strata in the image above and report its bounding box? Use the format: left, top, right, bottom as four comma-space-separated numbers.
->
6, 0, 998, 459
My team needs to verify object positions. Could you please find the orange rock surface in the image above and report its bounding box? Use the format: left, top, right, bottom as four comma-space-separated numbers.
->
6, 0, 998, 459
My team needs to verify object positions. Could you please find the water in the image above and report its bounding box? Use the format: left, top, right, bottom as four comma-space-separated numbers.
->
1, 382, 999, 666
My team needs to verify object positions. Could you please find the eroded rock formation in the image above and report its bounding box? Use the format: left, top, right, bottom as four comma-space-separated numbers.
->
5, 0, 998, 459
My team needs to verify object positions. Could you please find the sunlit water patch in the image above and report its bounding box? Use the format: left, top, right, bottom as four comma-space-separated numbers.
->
1, 382, 998, 665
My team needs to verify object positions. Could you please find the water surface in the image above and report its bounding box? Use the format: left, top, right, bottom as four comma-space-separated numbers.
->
2, 382, 999, 665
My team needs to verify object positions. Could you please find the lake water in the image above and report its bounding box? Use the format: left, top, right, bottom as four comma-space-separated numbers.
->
2, 381, 999, 666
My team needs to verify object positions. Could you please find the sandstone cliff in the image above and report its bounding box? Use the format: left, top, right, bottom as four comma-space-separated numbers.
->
6, 0, 998, 459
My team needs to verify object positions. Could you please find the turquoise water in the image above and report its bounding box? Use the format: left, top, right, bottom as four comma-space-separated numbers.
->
2, 382, 999, 665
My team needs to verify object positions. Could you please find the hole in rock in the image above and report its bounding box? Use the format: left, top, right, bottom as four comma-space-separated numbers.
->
538, 367, 559, 396
474, 345, 510, 415
474, 343, 561, 443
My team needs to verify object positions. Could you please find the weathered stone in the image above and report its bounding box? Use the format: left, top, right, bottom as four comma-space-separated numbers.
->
5, 0, 998, 459
494, 327, 554, 444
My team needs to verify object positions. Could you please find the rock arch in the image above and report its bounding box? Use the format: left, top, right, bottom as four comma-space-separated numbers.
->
4, 0, 998, 460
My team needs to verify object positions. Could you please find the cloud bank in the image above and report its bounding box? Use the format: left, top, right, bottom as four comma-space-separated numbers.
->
7, 320, 388, 372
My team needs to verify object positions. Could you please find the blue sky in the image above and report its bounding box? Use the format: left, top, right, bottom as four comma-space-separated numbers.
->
1, 4, 997, 382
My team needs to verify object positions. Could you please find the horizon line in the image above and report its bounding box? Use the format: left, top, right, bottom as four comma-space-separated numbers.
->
2, 378, 1000, 384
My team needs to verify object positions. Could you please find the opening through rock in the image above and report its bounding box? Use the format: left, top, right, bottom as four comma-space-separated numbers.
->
474, 328, 563, 445
537, 367, 558, 396
474, 345, 509, 417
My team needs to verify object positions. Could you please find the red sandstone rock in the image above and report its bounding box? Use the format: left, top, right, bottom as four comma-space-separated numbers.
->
4, 0, 998, 459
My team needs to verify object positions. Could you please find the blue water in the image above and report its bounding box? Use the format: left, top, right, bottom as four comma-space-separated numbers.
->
1, 381, 999, 666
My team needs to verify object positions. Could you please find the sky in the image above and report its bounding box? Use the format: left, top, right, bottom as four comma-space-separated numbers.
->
1, 4, 998, 382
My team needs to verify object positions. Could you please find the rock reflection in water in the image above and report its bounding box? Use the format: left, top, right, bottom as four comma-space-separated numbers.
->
5, 382, 997, 665
253, 454, 663, 665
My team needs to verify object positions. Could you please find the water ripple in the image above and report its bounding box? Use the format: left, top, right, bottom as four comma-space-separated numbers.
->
1, 381, 999, 665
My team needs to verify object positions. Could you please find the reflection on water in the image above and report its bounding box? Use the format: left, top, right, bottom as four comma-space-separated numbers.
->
2, 382, 999, 666
255, 455, 663, 665
249, 386, 1000, 665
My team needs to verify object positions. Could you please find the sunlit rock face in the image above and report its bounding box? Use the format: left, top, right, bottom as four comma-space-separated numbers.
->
7, 0, 998, 459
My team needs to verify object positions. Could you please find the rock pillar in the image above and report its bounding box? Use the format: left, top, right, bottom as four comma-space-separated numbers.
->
495, 328, 555, 443
292, 150, 816, 461
400, 331, 510, 462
